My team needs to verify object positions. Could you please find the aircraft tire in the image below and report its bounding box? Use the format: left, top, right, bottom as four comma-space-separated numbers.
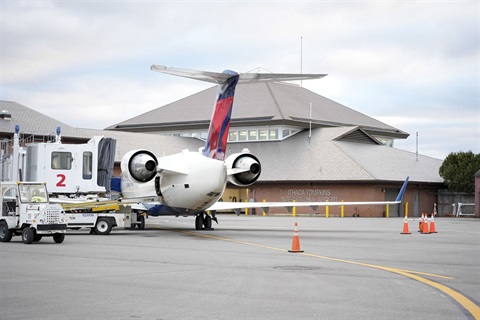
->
204, 214, 212, 229
138, 215, 145, 230
195, 214, 203, 230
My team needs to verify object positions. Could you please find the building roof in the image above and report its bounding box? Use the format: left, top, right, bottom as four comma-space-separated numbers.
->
106, 82, 409, 139
233, 127, 442, 184
0, 100, 204, 162
0, 100, 441, 185
0, 100, 75, 137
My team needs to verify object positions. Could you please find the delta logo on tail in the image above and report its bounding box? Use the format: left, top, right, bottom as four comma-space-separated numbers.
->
203, 72, 239, 160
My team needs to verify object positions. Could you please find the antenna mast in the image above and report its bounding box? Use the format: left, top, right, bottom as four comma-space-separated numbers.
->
300, 36, 303, 87
416, 132, 419, 161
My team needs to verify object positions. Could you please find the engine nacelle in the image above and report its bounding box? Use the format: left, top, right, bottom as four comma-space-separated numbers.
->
225, 151, 261, 187
121, 150, 158, 183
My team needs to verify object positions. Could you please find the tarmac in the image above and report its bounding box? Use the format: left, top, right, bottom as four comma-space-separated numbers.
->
1, 215, 479, 320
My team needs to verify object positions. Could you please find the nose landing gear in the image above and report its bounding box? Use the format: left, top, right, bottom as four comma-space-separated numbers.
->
195, 211, 217, 230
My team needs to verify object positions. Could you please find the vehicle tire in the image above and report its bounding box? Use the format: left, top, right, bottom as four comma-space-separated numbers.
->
22, 227, 34, 244
94, 218, 112, 235
53, 233, 65, 243
0, 221, 13, 242
33, 234, 43, 242
138, 215, 145, 230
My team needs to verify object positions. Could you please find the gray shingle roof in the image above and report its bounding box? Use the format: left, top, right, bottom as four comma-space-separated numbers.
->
106, 82, 408, 139
0, 100, 75, 136
1, 100, 441, 184
231, 128, 442, 184
0, 100, 204, 162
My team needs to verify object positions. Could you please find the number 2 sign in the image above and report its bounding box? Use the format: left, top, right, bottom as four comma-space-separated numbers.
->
56, 174, 66, 187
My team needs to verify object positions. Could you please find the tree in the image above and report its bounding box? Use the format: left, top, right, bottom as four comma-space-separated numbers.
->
439, 151, 480, 193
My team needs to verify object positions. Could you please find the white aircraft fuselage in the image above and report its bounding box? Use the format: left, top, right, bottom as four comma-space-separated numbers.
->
121, 150, 229, 214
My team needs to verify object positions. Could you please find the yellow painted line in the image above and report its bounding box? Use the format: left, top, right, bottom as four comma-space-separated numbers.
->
151, 226, 480, 319
299, 252, 479, 319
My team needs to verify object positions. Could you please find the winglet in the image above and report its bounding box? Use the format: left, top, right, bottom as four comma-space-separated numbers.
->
395, 177, 409, 202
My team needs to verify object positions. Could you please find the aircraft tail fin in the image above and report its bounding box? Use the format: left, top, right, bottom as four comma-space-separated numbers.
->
150, 65, 327, 160
395, 177, 409, 202
202, 71, 239, 160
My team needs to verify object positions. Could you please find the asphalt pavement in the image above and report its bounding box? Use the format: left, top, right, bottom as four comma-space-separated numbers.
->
1, 216, 479, 320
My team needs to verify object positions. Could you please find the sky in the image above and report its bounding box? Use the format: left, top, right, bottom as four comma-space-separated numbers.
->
0, 0, 478, 160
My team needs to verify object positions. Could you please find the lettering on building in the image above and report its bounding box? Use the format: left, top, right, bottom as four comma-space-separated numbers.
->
281, 189, 338, 202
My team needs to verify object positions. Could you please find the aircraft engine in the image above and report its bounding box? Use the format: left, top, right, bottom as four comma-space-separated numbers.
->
225, 151, 261, 187
121, 150, 158, 183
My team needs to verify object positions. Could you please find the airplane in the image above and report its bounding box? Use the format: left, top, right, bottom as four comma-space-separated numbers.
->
120, 65, 409, 230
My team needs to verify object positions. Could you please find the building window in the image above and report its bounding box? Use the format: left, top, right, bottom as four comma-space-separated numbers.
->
229, 131, 238, 142
269, 129, 278, 140
376, 137, 394, 147
248, 130, 257, 141
167, 126, 302, 143
259, 129, 268, 140
238, 130, 247, 141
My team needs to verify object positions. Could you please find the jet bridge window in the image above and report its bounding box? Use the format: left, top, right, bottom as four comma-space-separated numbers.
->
51, 152, 72, 170
83, 151, 92, 180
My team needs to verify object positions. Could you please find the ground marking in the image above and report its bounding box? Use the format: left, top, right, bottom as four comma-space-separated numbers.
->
150, 225, 480, 320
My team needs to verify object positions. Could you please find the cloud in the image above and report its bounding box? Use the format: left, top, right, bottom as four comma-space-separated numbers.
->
0, 0, 478, 159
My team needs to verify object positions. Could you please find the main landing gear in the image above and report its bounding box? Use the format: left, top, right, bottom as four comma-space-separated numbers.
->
195, 211, 218, 231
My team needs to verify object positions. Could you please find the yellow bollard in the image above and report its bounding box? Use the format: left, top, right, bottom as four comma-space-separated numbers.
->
262, 199, 266, 216
292, 200, 296, 217
341, 200, 344, 218
326, 200, 329, 218
245, 188, 249, 215
386, 204, 389, 218
405, 202, 408, 217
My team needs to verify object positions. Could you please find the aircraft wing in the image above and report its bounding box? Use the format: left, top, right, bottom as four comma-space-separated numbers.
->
209, 177, 409, 212
208, 200, 402, 212
151, 65, 327, 84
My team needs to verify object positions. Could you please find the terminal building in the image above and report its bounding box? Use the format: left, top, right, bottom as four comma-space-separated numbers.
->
0, 80, 444, 217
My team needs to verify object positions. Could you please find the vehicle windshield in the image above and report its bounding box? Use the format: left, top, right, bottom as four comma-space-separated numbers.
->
19, 184, 48, 203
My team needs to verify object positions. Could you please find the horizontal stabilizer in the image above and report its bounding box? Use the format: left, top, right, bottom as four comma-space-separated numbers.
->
151, 65, 326, 84
156, 157, 189, 175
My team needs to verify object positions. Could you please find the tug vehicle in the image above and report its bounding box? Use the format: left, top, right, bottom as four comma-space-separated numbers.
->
0, 182, 67, 244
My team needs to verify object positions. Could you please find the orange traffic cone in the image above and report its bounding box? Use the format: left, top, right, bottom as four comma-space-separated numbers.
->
418, 213, 424, 232
421, 213, 430, 234
288, 222, 304, 253
429, 213, 437, 233
401, 215, 411, 234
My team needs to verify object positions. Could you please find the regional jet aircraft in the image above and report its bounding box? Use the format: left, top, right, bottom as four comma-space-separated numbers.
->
120, 65, 408, 230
